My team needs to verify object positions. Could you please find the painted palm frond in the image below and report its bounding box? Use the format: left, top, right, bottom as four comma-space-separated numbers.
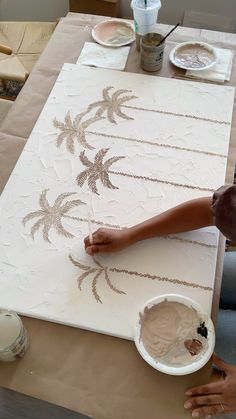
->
77, 146, 214, 194
86, 86, 137, 124
23, 190, 85, 243
69, 255, 126, 304
53, 111, 99, 153
77, 148, 125, 195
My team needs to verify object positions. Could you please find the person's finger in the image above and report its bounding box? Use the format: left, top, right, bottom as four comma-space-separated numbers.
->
93, 230, 111, 245
184, 394, 222, 409
84, 230, 111, 248
190, 403, 228, 418
185, 380, 223, 396
212, 352, 230, 374
86, 244, 111, 255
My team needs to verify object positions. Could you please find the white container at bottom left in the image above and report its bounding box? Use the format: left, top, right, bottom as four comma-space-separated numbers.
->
0, 309, 29, 362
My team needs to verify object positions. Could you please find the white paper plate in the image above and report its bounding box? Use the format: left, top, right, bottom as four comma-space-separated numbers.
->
134, 294, 215, 376
169, 41, 217, 71
92, 19, 135, 47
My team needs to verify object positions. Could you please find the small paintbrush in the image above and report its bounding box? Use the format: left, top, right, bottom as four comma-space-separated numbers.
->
88, 211, 93, 245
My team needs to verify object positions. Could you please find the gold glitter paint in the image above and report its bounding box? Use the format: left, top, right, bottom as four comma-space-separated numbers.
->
23, 190, 122, 242
85, 86, 137, 124
123, 104, 230, 126
110, 267, 212, 291
69, 256, 126, 304
165, 235, 217, 249
69, 256, 212, 304
23, 190, 85, 243
78, 148, 215, 194
86, 130, 227, 159
109, 170, 215, 192
77, 148, 125, 195
53, 110, 102, 153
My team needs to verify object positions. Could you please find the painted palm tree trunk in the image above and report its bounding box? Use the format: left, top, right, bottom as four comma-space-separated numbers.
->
77, 148, 214, 196
53, 86, 229, 157
69, 255, 213, 304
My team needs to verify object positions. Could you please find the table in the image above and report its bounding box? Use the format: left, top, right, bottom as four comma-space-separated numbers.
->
0, 13, 235, 419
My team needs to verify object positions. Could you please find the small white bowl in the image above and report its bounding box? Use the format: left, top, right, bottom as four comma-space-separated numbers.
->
134, 294, 215, 376
92, 19, 135, 48
169, 41, 217, 71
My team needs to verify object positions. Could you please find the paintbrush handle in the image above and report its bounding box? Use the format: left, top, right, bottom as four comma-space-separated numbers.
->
88, 212, 93, 245
0, 44, 12, 55
158, 23, 180, 46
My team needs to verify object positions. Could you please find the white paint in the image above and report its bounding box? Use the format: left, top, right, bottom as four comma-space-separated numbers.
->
0, 65, 234, 339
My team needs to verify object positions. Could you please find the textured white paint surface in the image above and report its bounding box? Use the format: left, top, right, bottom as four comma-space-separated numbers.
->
0, 64, 234, 339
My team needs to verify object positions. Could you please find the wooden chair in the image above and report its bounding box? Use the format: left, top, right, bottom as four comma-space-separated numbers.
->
0, 22, 56, 86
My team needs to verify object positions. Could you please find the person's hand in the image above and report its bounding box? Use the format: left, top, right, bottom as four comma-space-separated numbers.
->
184, 353, 236, 417
84, 228, 131, 256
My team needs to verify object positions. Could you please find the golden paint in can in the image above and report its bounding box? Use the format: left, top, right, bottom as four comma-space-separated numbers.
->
141, 33, 165, 72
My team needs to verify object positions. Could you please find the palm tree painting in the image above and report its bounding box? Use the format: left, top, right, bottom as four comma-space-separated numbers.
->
23, 190, 85, 243
69, 255, 126, 304
77, 148, 214, 195
53, 85, 228, 157
84, 86, 228, 126
85, 86, 138, 124
77, 148, 125, 195
22, 190, 122, 243
53, 110, 102, 153
69, 255, 212, 304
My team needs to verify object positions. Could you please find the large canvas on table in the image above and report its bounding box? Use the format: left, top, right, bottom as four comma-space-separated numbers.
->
0, 64, 234, 339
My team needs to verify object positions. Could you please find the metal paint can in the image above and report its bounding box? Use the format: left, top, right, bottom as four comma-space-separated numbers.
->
141, 33, 165, 72
0, 310, 29, 362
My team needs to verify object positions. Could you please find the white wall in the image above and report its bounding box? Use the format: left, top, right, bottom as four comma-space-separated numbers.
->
121, 0, 236, 29
0, 0, 69, 21
0, 0, 236, 31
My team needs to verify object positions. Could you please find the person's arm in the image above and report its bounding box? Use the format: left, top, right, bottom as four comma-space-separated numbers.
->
184, 353, 236, 417
84, 196, 214, 255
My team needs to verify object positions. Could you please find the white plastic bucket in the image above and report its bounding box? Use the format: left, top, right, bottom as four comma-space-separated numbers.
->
131, 0, 162, 35
134, 294, 215, 376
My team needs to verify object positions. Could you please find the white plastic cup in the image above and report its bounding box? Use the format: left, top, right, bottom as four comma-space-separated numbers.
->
131, 0, 161, 50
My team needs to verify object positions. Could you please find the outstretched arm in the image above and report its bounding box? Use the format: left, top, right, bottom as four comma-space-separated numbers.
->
84, 196, 214, 255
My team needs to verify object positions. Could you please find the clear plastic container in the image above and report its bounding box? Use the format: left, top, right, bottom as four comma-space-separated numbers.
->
131, 0, 161, 50
0, 310, 29, 362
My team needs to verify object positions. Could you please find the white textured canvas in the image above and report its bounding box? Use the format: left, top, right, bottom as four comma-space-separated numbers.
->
0, 64, 234, 339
